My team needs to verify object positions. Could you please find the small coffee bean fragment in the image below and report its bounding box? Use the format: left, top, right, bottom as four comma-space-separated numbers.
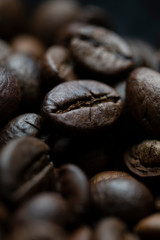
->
124, 140, 160, 177
91, 176, 153, 222
70, 25, 133, 79
135, 213, 160, 240
43, 46, 77, 89
0, 137, 53, 203
42, 80, 123, 135
126, 67, 160, 137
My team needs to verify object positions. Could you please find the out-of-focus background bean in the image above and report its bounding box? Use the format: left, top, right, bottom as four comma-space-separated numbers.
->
22, 0, 160, 45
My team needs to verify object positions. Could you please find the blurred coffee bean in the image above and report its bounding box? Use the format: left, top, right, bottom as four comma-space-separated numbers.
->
70, 226, 92, 240
94, 218, 140, 240
126, 67, 160, 138
135, 213, 160, 240
0, 67, 21, 126
0, 0, 25, 40
11, 35, 45, 59
7, 221, 67, 240
91, 176, 153, 222
0, 137, 53, 203
55, 164, 90, 224
124, 140, 160, 177
42, 80, 123, 136
126, 38, 159, 70
30, 0, 81, 45
4, 53, 42, 112
70, 25, 133, 80
42, 46, 77, 89
14, 193, 69, 227
0, 113, 46, 146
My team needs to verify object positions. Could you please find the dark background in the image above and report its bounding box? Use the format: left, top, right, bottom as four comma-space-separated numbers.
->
23, 0, 160, 46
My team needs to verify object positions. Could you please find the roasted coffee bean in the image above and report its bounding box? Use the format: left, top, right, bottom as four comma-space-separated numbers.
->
43, 46, 77, 89
91, 176, 153, 222
135, 213, 160, 240
90, 171, 132, 184
7, 222, 67, 240
0, 67, 21, 126
30, 0, 80, 45
94, 218, 140, 240
124, 140, 160, 177
55, 164, 90, 223
4, 53, 42, 111
0, 0, 25, 39
77, 5, 113, 29
0, 137, 53, 203
0, 113, 45, 146
126, 67, 160, 137
42, 80, 123, 135
14, 193, 69, 227
70, 25, 133, 80
70, 226, 92, 240
11, 35, 45, 59
126, 38, 159, 70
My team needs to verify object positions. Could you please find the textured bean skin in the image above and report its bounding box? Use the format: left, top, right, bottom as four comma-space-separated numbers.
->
127, 67, 160, 137
42, 80, 123, 135
0, 67, 21, 125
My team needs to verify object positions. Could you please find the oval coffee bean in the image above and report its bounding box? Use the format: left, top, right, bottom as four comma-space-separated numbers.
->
14, 193, 69, 227
0, 113, 44, 146
70, 25, 133, 79
0, 67, 21, 125
91, 177, 153, 222
90, 171, 132, 184
11, 35, 45, 59
126, 67, 160, 137
0, 137, 53, 203
42, 80, 123, 135
55, 164, 90, 223
135, 213, 160, 240
43, 46, 77, 88
94, 218, 140, 240
5, 53, 42, 111
124, 140, 160, 177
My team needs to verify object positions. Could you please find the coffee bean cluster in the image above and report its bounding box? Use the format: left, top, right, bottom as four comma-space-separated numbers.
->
0, 0, 160, 239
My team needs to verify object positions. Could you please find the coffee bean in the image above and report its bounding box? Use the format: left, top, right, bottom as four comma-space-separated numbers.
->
126, 38, 159, 70
4, 53, 42, 111
30, 0, 81, 45
70, 226, 92, 240
11, 35, 45, 59
90, 171, 132, 184
0, 113, 45, 146
126, 67, 160, 137
14, 193, 69, 227
70, 25, 133, 80
8, 222, 67, 240
43, 46, 77, 89
55, 164, 90, 223
124, 140, 160, 177
0, 137, 53, 203
135, 213, 160, 240
91, 176, 153, 222
0, 67, 21, 126
94, 218, 140, 240
41, 80, 123, 135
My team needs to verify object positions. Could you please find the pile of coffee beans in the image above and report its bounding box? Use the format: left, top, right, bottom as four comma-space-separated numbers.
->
1, 0, 160, 239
